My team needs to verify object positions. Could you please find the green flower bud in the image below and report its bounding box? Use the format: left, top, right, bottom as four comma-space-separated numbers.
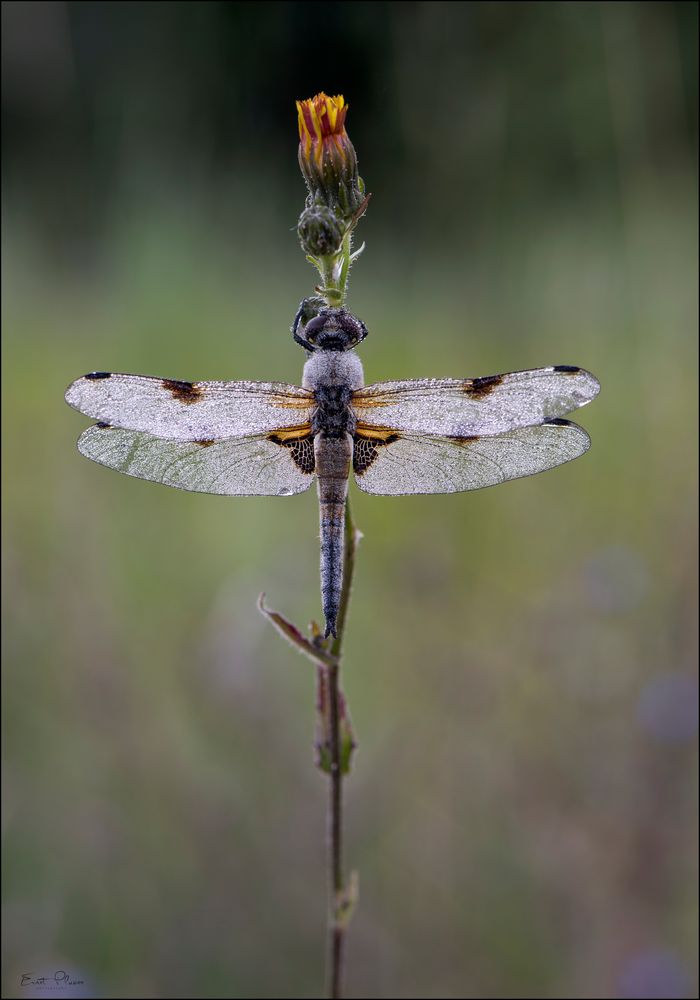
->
298, 205, 344, 257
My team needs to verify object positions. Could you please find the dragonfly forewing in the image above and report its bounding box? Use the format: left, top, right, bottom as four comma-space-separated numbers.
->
66, 373, 315, 440
352, 366, 599, 438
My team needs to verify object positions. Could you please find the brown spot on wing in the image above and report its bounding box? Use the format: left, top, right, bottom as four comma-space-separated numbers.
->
267, 428, 315, 474
355, 425, 401, 443
447, 434, 480, 444
195, 439, 215, 447
350, 392, 394, 408
162, 379, 204, 404
266, 424, 313, 442
353, 438, 381, 475
96, 421, 112, 429
353, 425, 401, 475
269, 393, 314, 409
463, 374, 504, 399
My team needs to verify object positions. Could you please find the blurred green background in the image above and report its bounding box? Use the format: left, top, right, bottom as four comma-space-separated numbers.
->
2, 2, 698, 998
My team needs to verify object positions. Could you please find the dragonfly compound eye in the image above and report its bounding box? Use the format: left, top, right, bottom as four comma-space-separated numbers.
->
303, 309, 368, 351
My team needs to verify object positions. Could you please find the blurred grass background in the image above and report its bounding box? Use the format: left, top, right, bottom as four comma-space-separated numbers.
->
2, 2, 698, 998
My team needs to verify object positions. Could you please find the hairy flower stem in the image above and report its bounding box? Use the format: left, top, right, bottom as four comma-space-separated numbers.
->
313, 197, 369, 309
315, 230, 353, 308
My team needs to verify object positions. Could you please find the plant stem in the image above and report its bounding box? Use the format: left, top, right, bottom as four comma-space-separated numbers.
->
315, 197, 370, 309
317, 234, 351, 309
325, 499, 359, 999
264, 218, 367, 993
327, 654, 343, 1000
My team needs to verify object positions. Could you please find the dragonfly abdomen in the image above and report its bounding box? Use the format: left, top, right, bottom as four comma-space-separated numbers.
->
315, 433, 352, 638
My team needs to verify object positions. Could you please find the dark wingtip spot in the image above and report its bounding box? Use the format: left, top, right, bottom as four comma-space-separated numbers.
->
96, 421, 112, 429
162, 378, 204, 404
464, 374, 504, 399
195, 438, 215, 447
544, 417, 572, 426
553, 365, 580, 374
85, 371, 111, 380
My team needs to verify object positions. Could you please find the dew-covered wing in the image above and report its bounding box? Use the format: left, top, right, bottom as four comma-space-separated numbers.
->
352, 367, 599, 438
353, 419, 590, 495
76, 424, 315, 496
65, 372, 314, 440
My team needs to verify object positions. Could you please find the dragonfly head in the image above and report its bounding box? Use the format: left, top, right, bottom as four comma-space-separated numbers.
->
293, 305, 368, 353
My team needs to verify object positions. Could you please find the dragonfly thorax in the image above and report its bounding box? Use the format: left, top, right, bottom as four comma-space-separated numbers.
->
304, 350, 364, 439
302, 349, 364, 393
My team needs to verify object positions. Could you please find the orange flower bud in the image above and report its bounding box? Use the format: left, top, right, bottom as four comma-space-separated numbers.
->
296, 93, 364, 221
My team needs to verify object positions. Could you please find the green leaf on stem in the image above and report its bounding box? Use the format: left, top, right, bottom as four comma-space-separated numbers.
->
258, 594, 338, 669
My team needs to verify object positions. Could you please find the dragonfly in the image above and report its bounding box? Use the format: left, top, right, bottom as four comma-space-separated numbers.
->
65, 305, 600, 638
